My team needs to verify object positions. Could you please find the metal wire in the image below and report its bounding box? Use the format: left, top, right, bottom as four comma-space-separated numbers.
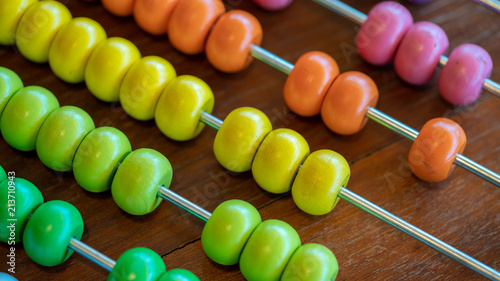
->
68, 238, 115, 271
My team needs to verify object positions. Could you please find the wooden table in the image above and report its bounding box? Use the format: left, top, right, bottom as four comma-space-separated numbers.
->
1, 0, 499, 280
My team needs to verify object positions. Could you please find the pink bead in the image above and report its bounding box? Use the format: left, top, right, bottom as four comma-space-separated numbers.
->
438, 44, 492, 106
252, 0, 293, 11
394, 21, 449, 85
356, 1, 413, 66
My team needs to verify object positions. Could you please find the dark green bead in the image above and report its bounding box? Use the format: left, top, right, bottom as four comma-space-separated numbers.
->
108, 247, 166, 281
158, 269, 200, 281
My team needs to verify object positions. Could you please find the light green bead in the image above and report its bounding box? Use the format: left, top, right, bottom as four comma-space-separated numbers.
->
158, 269, 200, 281
281, 243, 339, 281
36, 106, 95, 171
1, 86, 60, 151
108, 247, 166, 281
0, 67, 23, 117
0, 166, 6, 182
0, 0, 37, 45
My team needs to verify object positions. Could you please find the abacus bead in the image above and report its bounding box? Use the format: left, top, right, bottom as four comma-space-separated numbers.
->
155, 75, 214, 141
0, 67, 23, 117
201, 200, 262, 265
15, 1, 72, 63
108, 247, 166, 281
73, 127, 132, 193
281, 243, 339, 281
158, 269, 200, 281
408, 118, 466, 182
120, 56, 177, 121
394, 21, 449, 85
0, 273, 17, 281
0, 0, 37, 45
284, 51, 339, 116
1, 86, 60, 151
252, 0, 293, 11
321, 71, 379, 135
102, 0, 135, 17
0, 178, 43, 243
292, 150, 350, 215
49, 17, 107, 83
23, 201, 84, 266
133, 0, 179, 35
0, 166, 5, 182
356, 2, 413, 65
205, 10, 263, 73
240, 219, 301, 281
438, 44, 493, 106
111, 148, 172, 215
213, 107, 272, 172
168, 0, 225, 55
36, 106, 96, 172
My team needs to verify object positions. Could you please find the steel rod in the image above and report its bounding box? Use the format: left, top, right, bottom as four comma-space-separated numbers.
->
68, 238, 116, 271
158, 186, 212, 222
472, 0, 500, 13
250, 44, 295, 75
200, 111, 223, 130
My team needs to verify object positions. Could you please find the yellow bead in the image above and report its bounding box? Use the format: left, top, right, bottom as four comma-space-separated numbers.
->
155, 75, 214, 141
119, 56, 177, 120
214, 107, 272, 172
85, 37, 141, 102
15, 1, 72, 63
252, 129, 309, 194
291, 150, 350, 215
0, 0, 37, 45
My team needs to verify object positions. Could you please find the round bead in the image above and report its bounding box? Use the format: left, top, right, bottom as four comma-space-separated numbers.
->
133, 0, 179, 35
356, 2, 413, 65
0, 67, 24, 117
108, 247, 166, 281
102, 0, 135, 17
158, 269, 200, 281
292, 150, 350, 215
394, 21, 449, 85
155, 75, 214, 141
438, 44, 493, 106
240, 219, 301, 281
48, 17, 107, 83
201, 200, 262, 265
408, 118, 466, 182
120, 56, 177, 121
23, 200, 84, 266
0, 273, 17, 281
205, 10, 263, 73
0, 166, 5, 182
281, 243, 339, 281
252, 0, 293, 11
0, 0, 37, 45
111, 148, 172, 215
252, 129, 309, 194
213, 107, 272, 172
168, 0, 225, 55
321, 71, 379, 135
0, 178, 43, 243
284, 51, 339, 116
73, 127, 132, 193
36, 106, 96, 172
15, 1, 72, 63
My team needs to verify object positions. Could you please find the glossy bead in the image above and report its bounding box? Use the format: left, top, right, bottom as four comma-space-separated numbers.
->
158, 269, 200, 281
0, 166, 5, 182
102, 0, 135, 17
281, 243, 338, 281
408, 118, 466, 182
292, 150, 350, 215
0, 178, 43, 243
73, 127, 132, 193
23, 201, 84, 266
356, 2, 413, 65
133, 0, 179, 35
321, 71, 378, 135
438, 44, 493, 106
0, 67, 24, 117
120, 56, 177, 121
15, 1, 72, 63
49, 17, 107, 83
36, 106, 95, 172
284, 51, 339, 116
168, 0, 225, 55
205, 10, 263, 73
252, 129, 309, 194
155, 75, 214, 141
111, 148, 172, 215
0, 0, 37, 45
252, 0, 293, 11
108, 247, 166, 281
0, 273, 17, 281
240, 219, 301, 281
213, 107, 272, 172
394, 21, 449, 85
202, 200, 262, 265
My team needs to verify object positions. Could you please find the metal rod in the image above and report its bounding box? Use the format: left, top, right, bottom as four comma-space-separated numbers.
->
250, 44, 295, 75
200, 111, 223, 130
68, 238, 116, 271
158, 186, 212, 222
455, 154, 500, 186
338, 187, 500, 280
472, 0, 500, 13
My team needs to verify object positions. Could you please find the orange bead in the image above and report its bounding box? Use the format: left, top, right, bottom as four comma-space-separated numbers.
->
284, 51, 339, 117
408, 118, 466, 182
102, 0, 135, 17
205, 10, 263, 73
320, 71, 378, 135
133, 0, 179, 35
168, 0, 225, 55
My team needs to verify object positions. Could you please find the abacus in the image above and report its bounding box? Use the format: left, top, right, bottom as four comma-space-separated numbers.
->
0, 0, 499, 280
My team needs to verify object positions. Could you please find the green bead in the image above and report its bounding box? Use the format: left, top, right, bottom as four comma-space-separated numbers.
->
23, 200, 84, 266
36, 106, 95, 171
0, 178, 43, 243
108, 247, 166, 281
1, 86, 60, 151
281, 243, 339, 281
201, 200, 261, 265
240, 219, 301, 281
73, 127, 131, 193
0, 166, 6, 182
111, 148, 172, 215
0, 67, 23, 117
158, 269, 200, 281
